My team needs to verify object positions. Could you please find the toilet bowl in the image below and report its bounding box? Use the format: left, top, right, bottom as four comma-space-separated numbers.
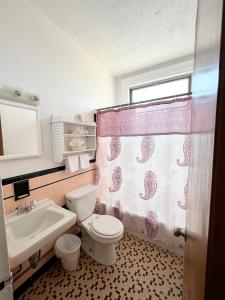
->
81, 213, 124, 265
66, 184, 124, 265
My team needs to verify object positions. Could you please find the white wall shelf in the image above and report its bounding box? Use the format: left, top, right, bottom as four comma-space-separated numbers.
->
51, 115, 96, 162
63, 120, 96, 127
64, 134, 95, 138
63, 149, 96, 157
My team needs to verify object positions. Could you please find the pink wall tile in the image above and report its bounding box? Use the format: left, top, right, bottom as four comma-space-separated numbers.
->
3, 165, 96, 215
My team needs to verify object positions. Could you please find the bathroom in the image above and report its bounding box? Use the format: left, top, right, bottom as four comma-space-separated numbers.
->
0, 0, 224, 299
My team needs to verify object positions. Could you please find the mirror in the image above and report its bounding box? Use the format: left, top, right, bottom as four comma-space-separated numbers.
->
0, 100, 41, 159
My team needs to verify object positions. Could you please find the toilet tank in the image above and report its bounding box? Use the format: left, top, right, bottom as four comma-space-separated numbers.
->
66, 184, 97, 222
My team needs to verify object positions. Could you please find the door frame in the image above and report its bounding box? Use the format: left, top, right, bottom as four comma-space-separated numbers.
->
205, 3, 225, 298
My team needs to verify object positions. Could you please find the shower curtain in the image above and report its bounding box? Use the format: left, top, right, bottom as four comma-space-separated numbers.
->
95, 98, 191, 250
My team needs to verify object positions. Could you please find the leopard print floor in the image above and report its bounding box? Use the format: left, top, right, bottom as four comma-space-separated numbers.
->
18, 233, 183, 300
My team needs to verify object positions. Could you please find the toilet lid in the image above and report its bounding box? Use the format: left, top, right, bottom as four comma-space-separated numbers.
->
91, 215, 123, 236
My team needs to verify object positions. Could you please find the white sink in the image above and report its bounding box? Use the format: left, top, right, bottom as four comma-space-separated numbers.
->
6, 199, 76, 269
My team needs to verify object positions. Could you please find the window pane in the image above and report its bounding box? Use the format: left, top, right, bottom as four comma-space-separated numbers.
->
131, 78, 190, 103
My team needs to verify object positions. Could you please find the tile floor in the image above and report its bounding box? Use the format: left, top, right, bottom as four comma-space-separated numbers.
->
18, 233, 183, 300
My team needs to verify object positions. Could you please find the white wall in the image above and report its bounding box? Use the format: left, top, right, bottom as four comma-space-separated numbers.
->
115, 56, 194, 105
0, 0, 115, 179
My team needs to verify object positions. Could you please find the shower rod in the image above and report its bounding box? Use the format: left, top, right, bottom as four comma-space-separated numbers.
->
97, 92, 192, 112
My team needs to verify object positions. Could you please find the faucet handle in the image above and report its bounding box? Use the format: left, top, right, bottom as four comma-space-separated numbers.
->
30, 200, 37, 209
16, 206, 23, 215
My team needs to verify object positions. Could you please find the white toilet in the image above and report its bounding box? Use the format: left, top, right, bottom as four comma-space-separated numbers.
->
66, 184, 124, 265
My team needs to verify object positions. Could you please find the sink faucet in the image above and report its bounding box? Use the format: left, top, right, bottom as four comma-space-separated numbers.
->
16, 201, 37, 215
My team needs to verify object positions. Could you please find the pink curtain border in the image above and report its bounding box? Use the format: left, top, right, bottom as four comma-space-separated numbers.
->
97, 97, 192, 137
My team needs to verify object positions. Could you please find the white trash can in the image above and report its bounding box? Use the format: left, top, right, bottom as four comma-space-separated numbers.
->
54, 234, 81, 272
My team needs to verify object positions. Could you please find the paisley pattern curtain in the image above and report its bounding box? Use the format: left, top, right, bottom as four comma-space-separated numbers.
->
96, 98, 191, 251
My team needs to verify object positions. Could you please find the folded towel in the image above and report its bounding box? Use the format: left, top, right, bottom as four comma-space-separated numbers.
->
79, 153, 90, 169
66, 155, 79, 173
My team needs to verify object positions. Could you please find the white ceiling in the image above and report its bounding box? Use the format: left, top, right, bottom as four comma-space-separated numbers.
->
30, 0, 198, 77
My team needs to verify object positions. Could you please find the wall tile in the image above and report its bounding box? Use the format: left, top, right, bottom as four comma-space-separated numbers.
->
3, 164, 95, 215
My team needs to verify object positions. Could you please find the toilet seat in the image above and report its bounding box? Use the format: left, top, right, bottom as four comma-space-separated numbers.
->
81, 214, 124, 244
91, 215, 123, 237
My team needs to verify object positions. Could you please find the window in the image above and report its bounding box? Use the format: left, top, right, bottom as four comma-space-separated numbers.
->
130, 76, 191, 104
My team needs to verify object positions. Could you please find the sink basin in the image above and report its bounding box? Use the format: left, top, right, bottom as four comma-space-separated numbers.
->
6, 199, 76, 269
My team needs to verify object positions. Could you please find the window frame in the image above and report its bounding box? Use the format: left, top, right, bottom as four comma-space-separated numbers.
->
129, 74, 192, 104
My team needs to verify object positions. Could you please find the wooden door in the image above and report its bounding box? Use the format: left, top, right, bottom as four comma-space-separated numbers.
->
182, 0, 224, 299
204, 3, 225, 299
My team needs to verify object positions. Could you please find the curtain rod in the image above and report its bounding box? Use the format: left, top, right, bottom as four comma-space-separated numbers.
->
97, 92, 192, 112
